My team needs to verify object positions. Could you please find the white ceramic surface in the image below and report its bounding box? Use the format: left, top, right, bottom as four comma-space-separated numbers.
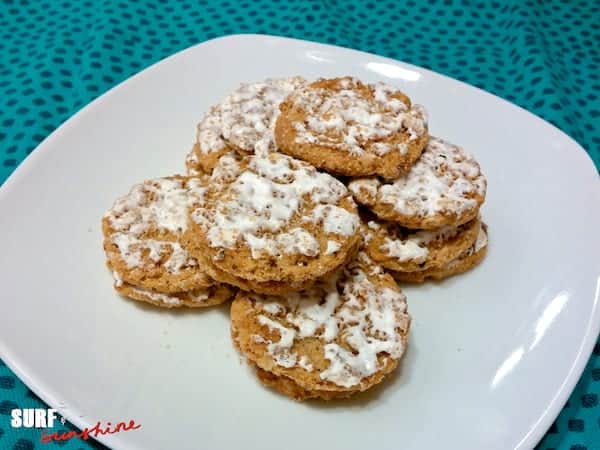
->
0, 34, 599, 450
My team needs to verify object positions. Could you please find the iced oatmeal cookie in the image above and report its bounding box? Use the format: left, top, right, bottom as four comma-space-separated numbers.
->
102, 176, 212, 293
182, 153, 361, 294
349, 136, 486, 229
275, 77, 428, 179
186, 77, 307, 174
363, 216, 480, 272
392, 223, 488, 283
230, 252, 411, 400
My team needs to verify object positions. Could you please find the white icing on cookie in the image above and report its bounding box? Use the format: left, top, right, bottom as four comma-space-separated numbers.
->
289, 77, 427, 156
325, 240, 341, 255
465, 223, 488, 257
197, 77, 306, 156
129, 286, 183, 306
107, 178, 206, 234
380, 237, 428, 263
305, 204, 360, 236
349, 136, 486, 218
117, 281, 224, 307
197, 108, 227, 155
251, 252, 409, 387
105, 177, 205, 272
210, 152, 243, 184
192, 153, 358, 258
257, 315, 298, 368
261, 301, 285, 315
373, 221, 462, 264
110, 235, 198, 272
188, 290, 211, 303
298, 355, 314, 372
350, 177, 379, 201
271, 228, 320, 258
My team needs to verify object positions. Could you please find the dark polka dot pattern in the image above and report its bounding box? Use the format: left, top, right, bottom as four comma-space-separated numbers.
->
0, 0, 599, 182
0, 376, 16, 389
13, 438, 34, 450
0, 400, 18, 415
0, 1, 598, 449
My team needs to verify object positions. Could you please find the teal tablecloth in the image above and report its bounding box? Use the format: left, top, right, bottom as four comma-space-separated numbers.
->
1, 1, 598, 449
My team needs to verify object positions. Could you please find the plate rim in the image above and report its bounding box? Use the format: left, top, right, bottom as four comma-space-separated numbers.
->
1, 33, 599, 450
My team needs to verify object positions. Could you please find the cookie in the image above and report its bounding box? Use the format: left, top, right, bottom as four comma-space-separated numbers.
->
182, 152, 362, 291
102, 176, 212, 293
187, 77, 307, 174
363, 216, 480, 272
184, 143, 207, 177
230, 252, 411, 399
253, 364, 354, 401
192, 235, 360, 295
349, 136, 486, 229
113, 277, 235, 308
275, 77, 428, 179
392, 223, 488, 283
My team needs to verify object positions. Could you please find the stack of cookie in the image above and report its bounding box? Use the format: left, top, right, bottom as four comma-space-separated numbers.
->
102, 75, 487, 401
272, 76, 488, 284
348, 137, 488, 283
102, 176, 236, 308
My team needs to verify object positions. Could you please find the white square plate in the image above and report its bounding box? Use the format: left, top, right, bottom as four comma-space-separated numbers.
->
1, 34, 599, 450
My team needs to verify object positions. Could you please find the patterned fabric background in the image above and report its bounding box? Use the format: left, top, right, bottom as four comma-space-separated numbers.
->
0, 1, 598, 449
